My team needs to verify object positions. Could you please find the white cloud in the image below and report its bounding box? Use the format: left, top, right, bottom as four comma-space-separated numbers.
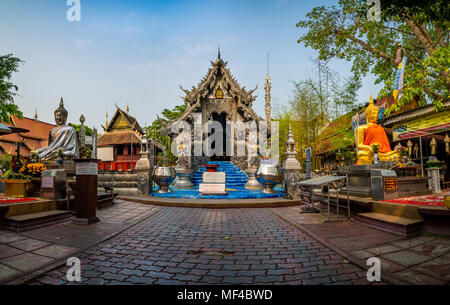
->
74, 38, 92, 49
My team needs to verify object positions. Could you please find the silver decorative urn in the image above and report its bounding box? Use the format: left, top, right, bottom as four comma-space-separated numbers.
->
152, 166, 176, 193
245, 167, 263, 189
172, 167, 194, 189
256, 162, 282, 194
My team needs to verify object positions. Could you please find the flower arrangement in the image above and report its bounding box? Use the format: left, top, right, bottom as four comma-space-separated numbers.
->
29, 151, 39, 163
397, 146, 408, 157
57, 147, 63, 158
371, 143, 381, 153
19, 163, 47, 177
1, 169, 32, 181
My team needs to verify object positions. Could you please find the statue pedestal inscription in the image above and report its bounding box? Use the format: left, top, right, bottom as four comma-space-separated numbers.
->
72, 159, 100, 225
199, 172, 227, 195
40, 169, 67, 200
370, 169, 398, 200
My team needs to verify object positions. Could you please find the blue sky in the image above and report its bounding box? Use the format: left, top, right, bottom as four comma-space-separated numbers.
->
0, 0, 382, 130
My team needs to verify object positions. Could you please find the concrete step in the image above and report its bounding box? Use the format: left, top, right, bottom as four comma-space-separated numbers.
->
4, 199, 57, 217
355, 212, 423, 237
1, 210, 73, 232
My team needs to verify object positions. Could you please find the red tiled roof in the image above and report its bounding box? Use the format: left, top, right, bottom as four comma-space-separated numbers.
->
10, 115, 54, 141
0, 116, 55, 156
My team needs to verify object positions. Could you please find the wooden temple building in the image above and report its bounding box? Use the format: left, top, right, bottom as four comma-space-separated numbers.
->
97, 106, 165, 172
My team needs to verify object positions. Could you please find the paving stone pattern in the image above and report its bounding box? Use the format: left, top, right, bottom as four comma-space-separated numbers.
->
30, 207, 373, 285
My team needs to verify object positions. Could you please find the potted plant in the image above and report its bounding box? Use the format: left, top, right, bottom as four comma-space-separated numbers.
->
426, 160, 441, 168
0, 169, 32, 197
19, 161, 47, 197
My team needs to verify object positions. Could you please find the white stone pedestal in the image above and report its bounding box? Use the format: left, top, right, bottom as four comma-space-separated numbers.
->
427, 168, 441, 193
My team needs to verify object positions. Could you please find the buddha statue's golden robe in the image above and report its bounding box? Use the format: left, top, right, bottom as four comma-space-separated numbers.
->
356, 96, 400, 165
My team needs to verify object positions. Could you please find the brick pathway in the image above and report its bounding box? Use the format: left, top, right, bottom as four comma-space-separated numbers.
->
30, 207, 373, 285
0, 200, 160, 284
272, 206, 450, 285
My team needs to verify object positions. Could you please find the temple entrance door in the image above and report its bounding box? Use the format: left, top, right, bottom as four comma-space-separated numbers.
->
210, 112, 230, 161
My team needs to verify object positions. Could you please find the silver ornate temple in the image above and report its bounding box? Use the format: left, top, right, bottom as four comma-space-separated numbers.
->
163, 51, 272, 171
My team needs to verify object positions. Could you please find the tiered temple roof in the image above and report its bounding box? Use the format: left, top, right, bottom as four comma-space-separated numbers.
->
165, 53, 262, 133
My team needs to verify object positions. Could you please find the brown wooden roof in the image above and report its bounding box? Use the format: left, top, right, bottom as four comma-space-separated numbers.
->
98, 130, 142, 147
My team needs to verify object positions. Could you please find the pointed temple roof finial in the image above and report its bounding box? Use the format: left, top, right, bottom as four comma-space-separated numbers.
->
34, 108, 38, 122
126, 103, 129, 113
218, 45, 221, 60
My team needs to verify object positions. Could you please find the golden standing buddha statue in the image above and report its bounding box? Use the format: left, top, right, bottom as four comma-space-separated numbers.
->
356, 95, 400, 165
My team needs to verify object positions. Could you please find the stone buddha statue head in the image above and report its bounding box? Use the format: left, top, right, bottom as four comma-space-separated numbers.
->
54, 98, 68, 126
365, 95, 379, 124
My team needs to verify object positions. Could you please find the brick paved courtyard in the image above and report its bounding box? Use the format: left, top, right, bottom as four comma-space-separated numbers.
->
29, 206, 373, 285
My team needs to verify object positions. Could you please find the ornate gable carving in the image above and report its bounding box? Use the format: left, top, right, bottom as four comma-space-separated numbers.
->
176, 54, 261, 124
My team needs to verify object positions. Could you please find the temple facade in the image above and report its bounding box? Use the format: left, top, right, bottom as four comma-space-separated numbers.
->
164, 52, 271, 170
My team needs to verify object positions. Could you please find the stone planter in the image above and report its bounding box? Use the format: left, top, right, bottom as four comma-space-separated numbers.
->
0, 179, 32, 198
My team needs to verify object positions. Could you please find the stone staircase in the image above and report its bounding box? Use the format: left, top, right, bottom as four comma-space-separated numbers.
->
0, 199, 73, 232
354, 200, 424, 237
191, 161, 248, 188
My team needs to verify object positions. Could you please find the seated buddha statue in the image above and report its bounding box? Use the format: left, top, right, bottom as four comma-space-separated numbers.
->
356, 95, 400, 165
33, 98, 79, 161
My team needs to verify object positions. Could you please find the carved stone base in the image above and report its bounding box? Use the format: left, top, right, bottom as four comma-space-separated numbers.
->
137, 171, 152, 195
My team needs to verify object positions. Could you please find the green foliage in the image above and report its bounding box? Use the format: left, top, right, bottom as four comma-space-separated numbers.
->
1, 169, 31, 180
0, 154, 12, 171
297, 0, 449, 112
70, 123, 93, 136
339, 148, 357, 161
273, 58, 360, 164
146, 103, 187, 165
0, 54, 23, 123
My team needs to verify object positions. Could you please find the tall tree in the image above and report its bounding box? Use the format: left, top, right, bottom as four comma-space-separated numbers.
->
0, 54, 23, 123
297, 0, 449, 112
146, 103, 187, 165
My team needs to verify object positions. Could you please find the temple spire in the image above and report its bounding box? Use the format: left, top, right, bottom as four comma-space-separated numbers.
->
34, 109, 38, 122
265, 52, 271, 125
218, 45, 221, 60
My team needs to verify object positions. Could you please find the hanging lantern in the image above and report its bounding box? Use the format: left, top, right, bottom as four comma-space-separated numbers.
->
430, 138, 437, 156
445, 133, 450, 155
